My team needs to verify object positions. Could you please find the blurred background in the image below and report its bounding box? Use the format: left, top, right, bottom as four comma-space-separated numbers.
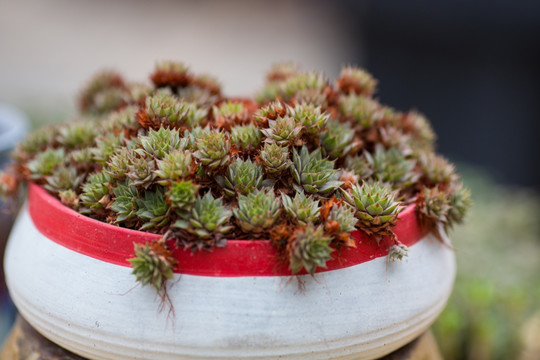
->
1, 0, 539, 358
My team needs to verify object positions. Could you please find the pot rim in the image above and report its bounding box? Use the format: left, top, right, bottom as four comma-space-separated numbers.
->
28, 183, 426, 277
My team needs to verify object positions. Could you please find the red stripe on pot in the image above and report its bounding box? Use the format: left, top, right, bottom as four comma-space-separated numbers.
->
28, 183, 426, 277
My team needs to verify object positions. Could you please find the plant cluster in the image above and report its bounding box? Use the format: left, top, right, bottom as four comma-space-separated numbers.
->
0, 61, 470, 294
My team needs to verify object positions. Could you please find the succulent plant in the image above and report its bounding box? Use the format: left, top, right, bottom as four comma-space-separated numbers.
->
135, 127, 183, 159
103, 106, 139, 134
150, 60, 192, 89
128, 242, 177, 292
79, 172, 112, 215
110, 182, 139, 224
403, 112, 436, 151
320, 120, 359, 159
291, 146, 343, 196
174, 192, 233, 249
420, 153, 456, 185
341, 181, 404, 239
79, 71, 127, 115
447, 182, 472, 229
13, 125, 59, 160
178, 86, 217, 108
378, 125, 413, 155
387, 242, 410, 262
340, 94, 382, 128
155, 150, 193, 184
57, 122, 98, 149
0, 61, 472, 296
279, 72, 328, 103
104, 148, 131, 181
27, 148, 66, 179
91, 133, 125, 164
416, 186, 454, 240
253, 101, 287, 127
326, 204, 357, 233
261, 116, 303, 146
185, 126, 207, 149
230, 124, 262, 151
366, 144, 418, 187
336, 66, 377, 96
44, 167, 83, 193
136, 187, 170, 231
213, 101, 250, 129
137, 94, 191, 130
58, 189, 79, 210
288, 223, 333, 275
344, 155, 374, 180
419, 186, 451, 223
183, 103, 208, 128
266, 62, 301, 83
126, 154, 157, 189
259, 142, 291, 175
192, 73, 221, 96
166, 180, 199, 213
288, 103, 329, 136
281, 192, 321, 226
192, 130, 230, 170
70, 148, 94, 171
216, 158, 263, 197
233, 188, 281, 234
293, 91, 328, 109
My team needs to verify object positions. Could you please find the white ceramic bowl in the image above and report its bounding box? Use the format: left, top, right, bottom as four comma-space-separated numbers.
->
4, 184, 455, 360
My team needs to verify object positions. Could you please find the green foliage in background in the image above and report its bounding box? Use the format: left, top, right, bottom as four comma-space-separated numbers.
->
433, 167, 540, 360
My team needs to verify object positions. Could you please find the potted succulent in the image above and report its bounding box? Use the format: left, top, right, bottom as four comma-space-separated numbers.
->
1, 62, 470, 360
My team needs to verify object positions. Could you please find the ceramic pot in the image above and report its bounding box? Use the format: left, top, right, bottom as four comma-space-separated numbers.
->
4, 183, 455, 360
